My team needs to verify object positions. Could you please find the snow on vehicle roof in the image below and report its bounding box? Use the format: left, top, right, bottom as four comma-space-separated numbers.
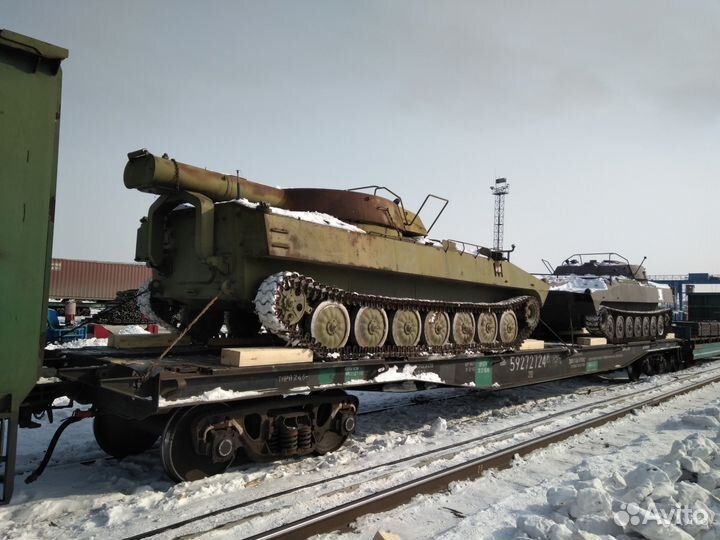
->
543, 275, 610, 292
222, 198, 367, 234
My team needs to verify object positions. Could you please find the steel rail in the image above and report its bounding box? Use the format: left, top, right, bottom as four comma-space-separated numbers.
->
123, 364, 720, 540
240, 369, 720, 540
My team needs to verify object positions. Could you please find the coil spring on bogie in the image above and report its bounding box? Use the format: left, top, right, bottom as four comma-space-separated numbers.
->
298, 425, 312, 450
268, 434, 280, 454
279, 424, 299, 453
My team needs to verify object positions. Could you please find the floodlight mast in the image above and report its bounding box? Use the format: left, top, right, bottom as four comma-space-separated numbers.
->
491, 177, 509, 251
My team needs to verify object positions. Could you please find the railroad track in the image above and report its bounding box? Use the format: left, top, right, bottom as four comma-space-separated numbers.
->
122, 363, 720, 540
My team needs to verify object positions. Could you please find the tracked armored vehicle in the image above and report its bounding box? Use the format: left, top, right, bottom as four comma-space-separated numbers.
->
125, 150, 548, 357
538, 253, 673, 344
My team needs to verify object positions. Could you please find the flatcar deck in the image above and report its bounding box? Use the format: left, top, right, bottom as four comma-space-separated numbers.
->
42, 337, 688, 418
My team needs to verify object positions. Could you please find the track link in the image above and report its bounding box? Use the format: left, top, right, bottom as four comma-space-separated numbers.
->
254, 271, 541, 359
585, 306, 672, 344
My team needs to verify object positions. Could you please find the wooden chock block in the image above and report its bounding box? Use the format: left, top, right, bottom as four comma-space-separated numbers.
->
576, 336, 608, 346
108, 333, 190, 349
373, 532, 402, 540
665, 333, 676, 340
519, 339, 545, 350
221, 347, 313, 367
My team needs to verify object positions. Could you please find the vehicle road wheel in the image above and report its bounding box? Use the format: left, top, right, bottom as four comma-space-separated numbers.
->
477, 312, 498, 345
657, 315, 665, 337
634, 317, 643, 338
353, 307, 388, 348
423, 311, 450, 347
650, 316, 657, 337
452, 312, 476, 346
642, 316, 650, 337
615, 315, 625, 341
625, 316, 634, 339
499, 311, 519, 345
390, 309, 422, 347
604, 314, 615, 341
310, 301, 351, 349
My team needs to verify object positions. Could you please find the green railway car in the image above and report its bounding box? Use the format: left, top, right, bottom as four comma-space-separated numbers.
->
0, 30, 67, 502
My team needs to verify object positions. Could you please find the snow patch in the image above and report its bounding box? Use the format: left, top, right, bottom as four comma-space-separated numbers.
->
511, 407, 720, 540
227, 198, 367, 234
45, 337, 108, 350
158, 387, 264, 406
373, 364, 444, 384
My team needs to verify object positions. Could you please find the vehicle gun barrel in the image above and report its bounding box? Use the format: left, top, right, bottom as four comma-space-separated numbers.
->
123, 149, 286, 206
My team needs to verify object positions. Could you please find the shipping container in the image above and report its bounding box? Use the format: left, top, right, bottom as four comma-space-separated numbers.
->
688, 292, 720, 322
49, 258, 152, 301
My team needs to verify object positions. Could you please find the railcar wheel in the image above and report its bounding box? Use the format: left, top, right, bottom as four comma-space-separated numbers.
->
310, 301, 351, 349
161, 407, 232, 482
314, 430, 348, 455
625, 316, 634, 339
353, 307, 388, 348
654, 356, 668, 374
93, 414, 160, 458
669, 354, 681, 372
390, 309, 422, 347
650, 316, 657, 337
499, 311, 518, 345
642, 317, 650, 337
627, 361, 642, 381
615, 315, 625, 341
477, 312, 498, 344
634, 317, 643, 338
423, 311, 450, 347
452, 312, 475, 346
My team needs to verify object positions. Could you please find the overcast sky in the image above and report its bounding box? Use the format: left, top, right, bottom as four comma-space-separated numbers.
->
5, 1, 719, 274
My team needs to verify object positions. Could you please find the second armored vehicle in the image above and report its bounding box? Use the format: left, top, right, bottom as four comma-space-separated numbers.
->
538, 253, 673, 344
125, 150, 549, 357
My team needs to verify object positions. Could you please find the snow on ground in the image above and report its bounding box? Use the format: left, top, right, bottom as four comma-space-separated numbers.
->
44, 337, 108, 350
3, 364, 720, 540
330, 381, 720, 540
0, 375, 605, 539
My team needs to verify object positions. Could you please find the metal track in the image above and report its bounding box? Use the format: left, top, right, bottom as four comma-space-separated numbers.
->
585, 305, 672, 344
122, 364, 720, 540
254, 272, 539, 359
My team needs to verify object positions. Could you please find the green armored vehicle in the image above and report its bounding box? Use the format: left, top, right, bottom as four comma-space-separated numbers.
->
125, 150, 548, 357
539, 253, 673, 344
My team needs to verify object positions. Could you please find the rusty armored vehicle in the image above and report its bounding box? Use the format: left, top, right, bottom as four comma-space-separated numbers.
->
538, 253, 673, 344
125, 150, 548, 357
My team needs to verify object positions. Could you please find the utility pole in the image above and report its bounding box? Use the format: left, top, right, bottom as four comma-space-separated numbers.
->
491, 177, 509, 251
